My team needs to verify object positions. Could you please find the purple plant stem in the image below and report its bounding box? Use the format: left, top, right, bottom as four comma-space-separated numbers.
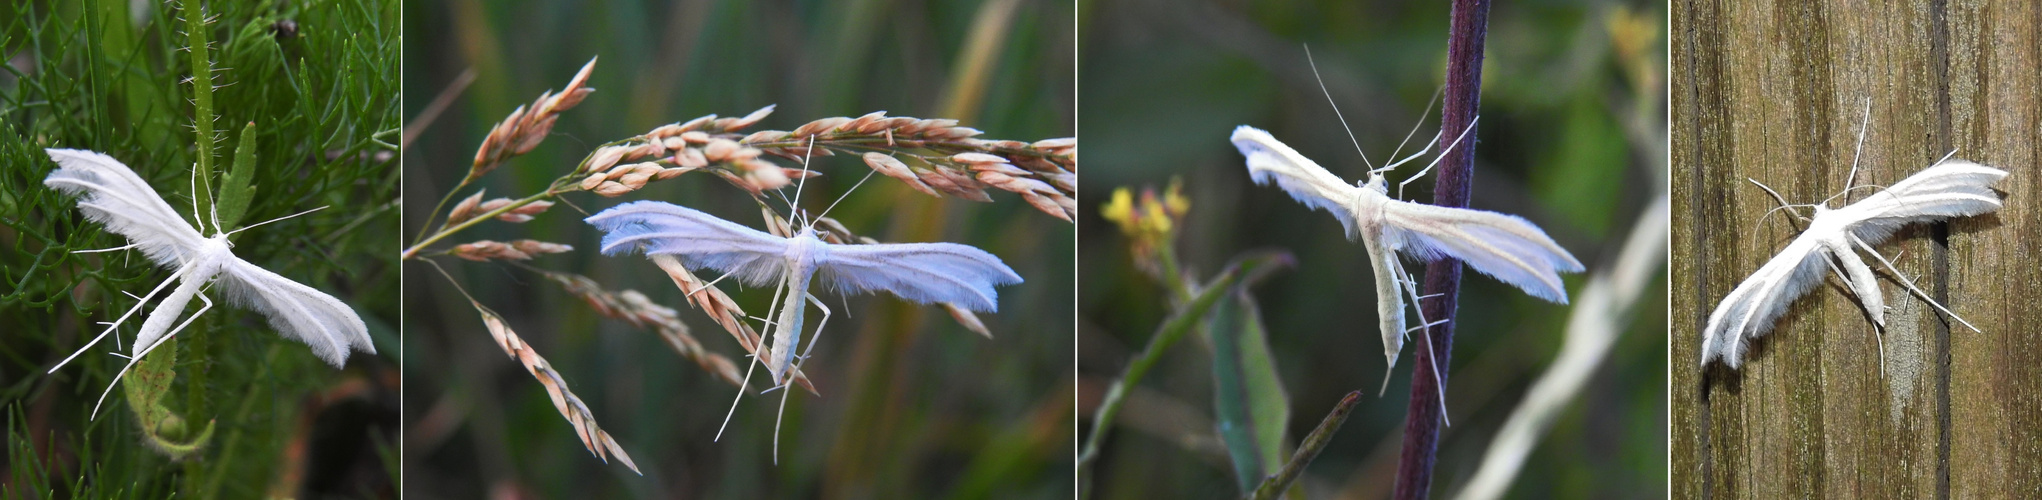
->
1392, 0, 1489, 498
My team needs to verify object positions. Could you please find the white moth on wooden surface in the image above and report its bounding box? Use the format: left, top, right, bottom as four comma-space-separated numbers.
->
1699, 103, 2004, 369
41, 148, 374, 418
586, 164, 1021, 462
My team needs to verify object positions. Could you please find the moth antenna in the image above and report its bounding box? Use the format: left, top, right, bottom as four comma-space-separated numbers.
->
1303, 44, 1374, 170
1932, 147, 1960, 167
1844, 97, 1871, 204
1383, 85, 1446, 171
106, 352, 132, 360
1746, 179, 1814, 224
789, 136, 818, 230
814, 167, 880, 225
1397, 116, 1481, 196
226, 206, 328, 236
1818, 183, 1890, 207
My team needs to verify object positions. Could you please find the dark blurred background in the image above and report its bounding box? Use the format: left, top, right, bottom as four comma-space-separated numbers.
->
1078, 0, 1666, 498
402, 0, 1074, 497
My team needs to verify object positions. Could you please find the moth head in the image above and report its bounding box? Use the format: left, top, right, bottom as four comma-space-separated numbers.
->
1360, 171, 1389, 194
203, 233, 233, 254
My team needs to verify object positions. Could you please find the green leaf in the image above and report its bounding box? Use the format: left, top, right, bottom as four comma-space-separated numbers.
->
1208, 276, 1290, 493
216, 121, 258, 231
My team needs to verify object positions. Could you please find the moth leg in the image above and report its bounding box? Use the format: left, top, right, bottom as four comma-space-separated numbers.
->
684, 272, 735, 299
1394, 257, 1451, 426
795, 293, 833, 363
1395, 117, 1482, 200
70, 243, 139, 253
1380, 129, 1442, 175
717, 275, 795, 441
50, 260, 197, 374
1851, 235, 1981, 333
91, 289, 212, 420
714, 348, 763, 442
773, 370, 794, 465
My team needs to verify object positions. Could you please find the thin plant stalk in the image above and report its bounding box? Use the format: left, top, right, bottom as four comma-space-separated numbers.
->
1248, 391, 1364, 500
1396, 0, 1490, 498
1077, 265, 1245, 496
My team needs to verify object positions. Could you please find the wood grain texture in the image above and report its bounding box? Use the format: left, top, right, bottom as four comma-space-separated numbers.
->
1672, 0, 2041, 498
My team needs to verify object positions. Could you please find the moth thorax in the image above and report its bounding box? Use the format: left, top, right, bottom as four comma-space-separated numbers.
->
784, 228, 826, 270
1805, 206, 1850, 238
193, 235, 235, 275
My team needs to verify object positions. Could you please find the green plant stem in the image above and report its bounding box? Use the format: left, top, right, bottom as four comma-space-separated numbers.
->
184, 0, 216, 231
401, 188, 566, 260
1248, 391, 1362, 500
410, 176, 476, 245
1153, 244, 1191, 301
1077, 263, 1248, 497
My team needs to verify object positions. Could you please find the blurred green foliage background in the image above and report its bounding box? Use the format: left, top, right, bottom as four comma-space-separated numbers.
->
1077, 0, 1666, 498
401, 0, 1074, 497
0, 0, 401, 497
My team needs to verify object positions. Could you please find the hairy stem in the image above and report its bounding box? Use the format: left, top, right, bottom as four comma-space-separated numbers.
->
1394, 0, 1489, 498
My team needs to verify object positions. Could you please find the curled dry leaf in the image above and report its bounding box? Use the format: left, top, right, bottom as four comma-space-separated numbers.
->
470, 301, 640, 475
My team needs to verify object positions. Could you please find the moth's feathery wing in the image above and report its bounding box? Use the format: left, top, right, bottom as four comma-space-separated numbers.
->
216, 261, 374, 367
586, 201, 791, 287
42, 149, 209, 266
1700, 237, 1829, 368
814, 242, 1023, 312
1380, 202, 1585, 303
1231, 126, 1367, 238
1835, 161, 2006, 244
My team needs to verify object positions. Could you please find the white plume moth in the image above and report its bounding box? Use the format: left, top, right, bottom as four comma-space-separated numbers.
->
41, 148, 374, 418
1227, 52, 1582, 421
586, 159, 1021, 461
1231, 126, 1583, 403
1700, 102, 2005, 369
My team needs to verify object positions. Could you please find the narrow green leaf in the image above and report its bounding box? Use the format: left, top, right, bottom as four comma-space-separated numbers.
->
1208, 274, 1290, 493
216, 121, 258, 230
